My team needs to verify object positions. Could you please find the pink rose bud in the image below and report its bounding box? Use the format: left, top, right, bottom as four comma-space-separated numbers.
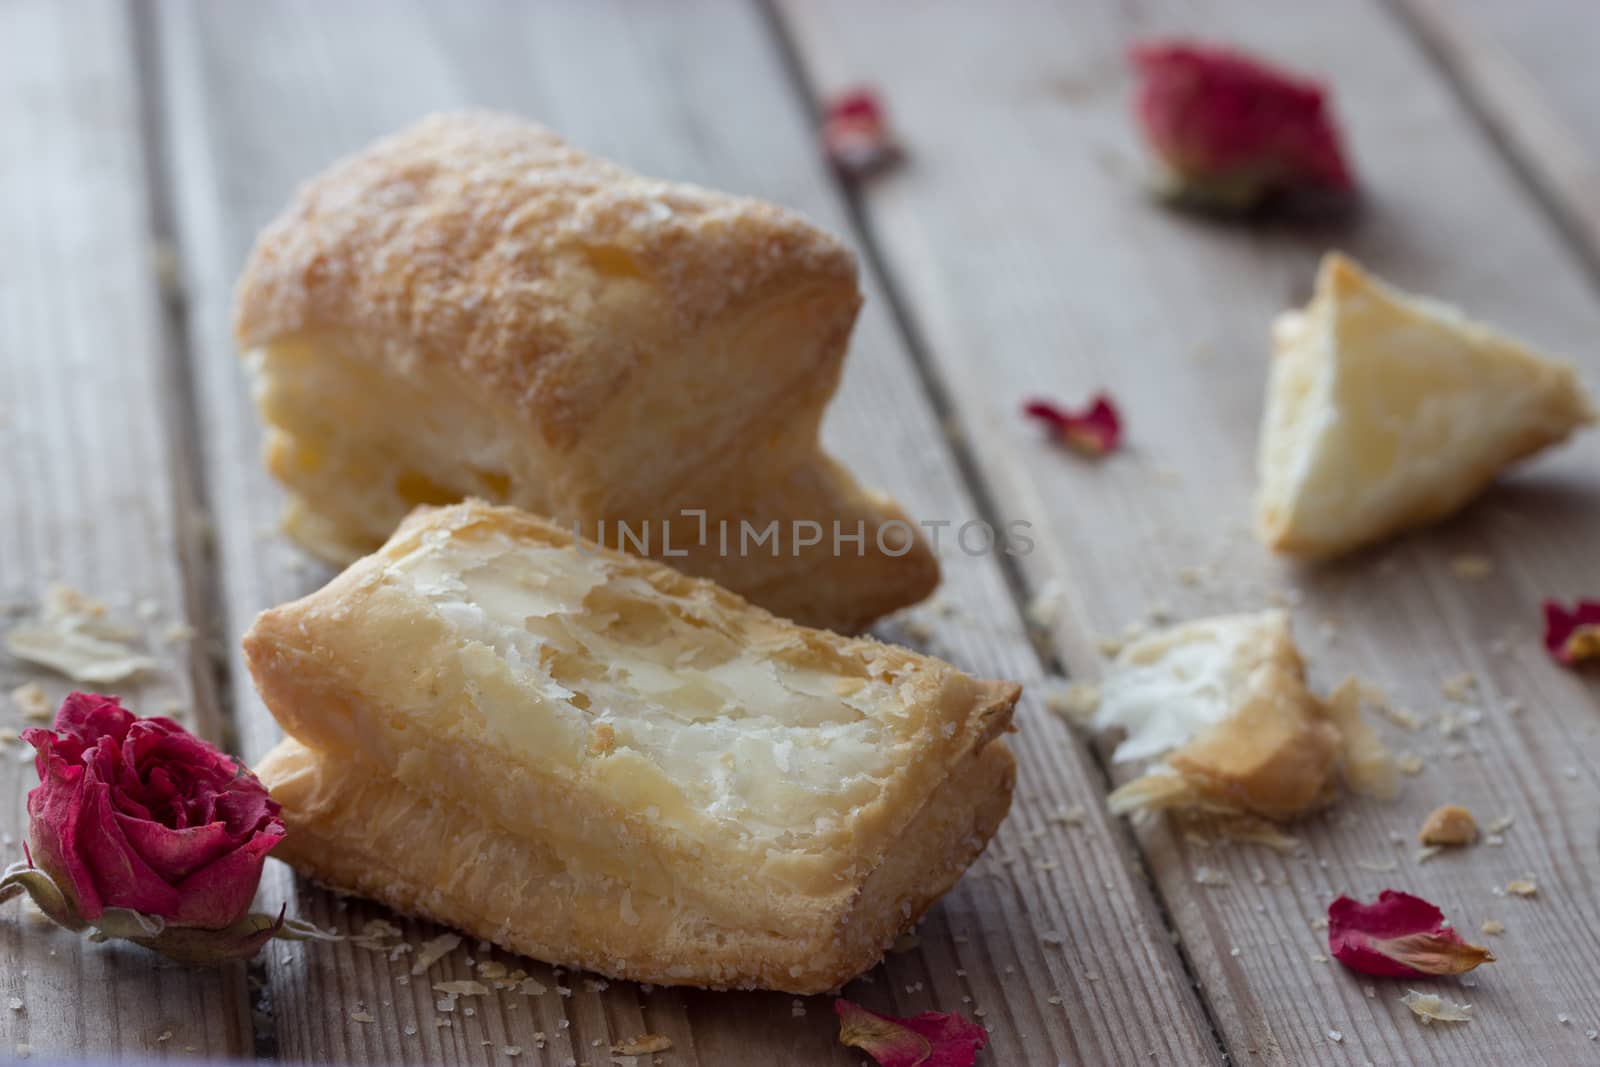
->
16, 693, 287, 961
1130, 40, 1355, 213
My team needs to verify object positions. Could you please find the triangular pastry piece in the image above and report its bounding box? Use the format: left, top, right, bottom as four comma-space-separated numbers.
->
1094, 610, 1389, 822
234, 111, 938, 632
245, 501, 1017, 993
1256, 253, 1596, 558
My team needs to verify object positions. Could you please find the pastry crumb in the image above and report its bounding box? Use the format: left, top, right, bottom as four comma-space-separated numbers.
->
350, 1010, 375, 1024
1041, 679, 1099, 724
1419, 804, 1477, 846
9, 683, 50, 722
1449, 554, 1493, 580
4, 583, 158, 685
1401, 989, 1472, 1024
433, 980, 488, 997
1026, 581, 1063, 630
410, 932, 461, 976
1440, 672, 1478, 703
613, 1035, 672, 1055
1479, 920, 1504, 936
1505, 879, 1537, 898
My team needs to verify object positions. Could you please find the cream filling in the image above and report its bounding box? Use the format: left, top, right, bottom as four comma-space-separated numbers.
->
385, 527, 914, 845
1094, 610, 1291, 763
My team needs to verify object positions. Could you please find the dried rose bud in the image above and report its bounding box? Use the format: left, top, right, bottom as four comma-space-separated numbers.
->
1329, 890, 1494, 978
835, 999, 987, 1067
1023, 394, 1122, 456
1129, 41, 1355, 213
822, 89, 902, 178
1543, 599, 1600, 667
1418, 804, 1477, 847
2, 693, 329, 964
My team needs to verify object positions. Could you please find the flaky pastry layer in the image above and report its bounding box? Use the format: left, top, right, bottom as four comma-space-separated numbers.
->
1100, 611, 1355, 822
234, 111, 937, 631
257, 736, 1014, 993
244, 501, 1018, 985
1256, 253, 1596, 559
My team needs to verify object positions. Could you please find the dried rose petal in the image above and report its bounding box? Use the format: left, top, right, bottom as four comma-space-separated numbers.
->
822, 89, 902, 178
835, 999, 987, 1067
1023, 395, 1122, 456
1543, 599, 1600, 666
1329, 890, 1494, 978
1130, 40, 1354, 212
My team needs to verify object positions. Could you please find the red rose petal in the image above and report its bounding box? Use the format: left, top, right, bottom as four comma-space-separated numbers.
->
1129, 40, 1354, 211
1023, 394, 1122, 457
835, 999, 987, 1067
1543, 599, 1600, 667
1329, 890, 1494, 979
822, 88, 902, 178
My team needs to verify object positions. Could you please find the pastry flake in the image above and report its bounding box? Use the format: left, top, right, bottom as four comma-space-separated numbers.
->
1400, 990, 1473, 1025
1418, 804, 1477, 847
1098, 610, 1384, 822
1256, 253, 1596, 559
234, 111, 937, 632
246, 501, 1017, 993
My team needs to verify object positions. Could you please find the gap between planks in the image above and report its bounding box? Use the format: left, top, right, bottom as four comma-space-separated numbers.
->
773, 0, 1600, 1063
1386, 0, 1600, 291
127, 0, 272, 1053
755, 1, 1237, 1061
145, 1, 1219, 1063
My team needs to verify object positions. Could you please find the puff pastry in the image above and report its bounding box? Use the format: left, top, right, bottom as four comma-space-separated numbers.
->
1256, 253, 1596, 559
1094, 610, 1391, 822
245, 501, 1017, 992
234, 111, 938, 633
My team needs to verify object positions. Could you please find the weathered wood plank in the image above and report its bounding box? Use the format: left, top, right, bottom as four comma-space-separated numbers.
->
0, 0, 252, 1058
776, 0, 1600, 1063
152, 0, 1219, 1063
1394, 0, 1600, 273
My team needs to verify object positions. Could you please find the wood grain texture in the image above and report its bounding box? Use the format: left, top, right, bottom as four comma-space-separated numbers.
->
776, 0, 1600, 1063
1394, 0, 1600, 275
150, 0, 1219, 1063
0, 0, 251, 1058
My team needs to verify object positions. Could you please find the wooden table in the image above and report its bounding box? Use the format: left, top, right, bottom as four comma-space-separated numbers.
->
3, 1, 1597, 1063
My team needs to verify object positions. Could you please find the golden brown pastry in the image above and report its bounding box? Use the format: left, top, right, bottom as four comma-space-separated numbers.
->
245, 501, 1017, 993
234, 111, 938, 632
1256, 253, 1596, 560
1093, 610, 1392, 823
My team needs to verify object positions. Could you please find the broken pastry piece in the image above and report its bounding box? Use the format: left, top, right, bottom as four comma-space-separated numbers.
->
1094, 610, 1391, 822
1256, 253, 1596, 559
245, 501, 1017, 993
234, 111, 938, 632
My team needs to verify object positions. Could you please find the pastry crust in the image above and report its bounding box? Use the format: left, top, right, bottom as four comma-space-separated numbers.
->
257, 735, 1014, 993
1256, 253, 1596, 559
234, 111, 937, 632
1097, 610, 1388, 823
245, 500, 1018, 991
